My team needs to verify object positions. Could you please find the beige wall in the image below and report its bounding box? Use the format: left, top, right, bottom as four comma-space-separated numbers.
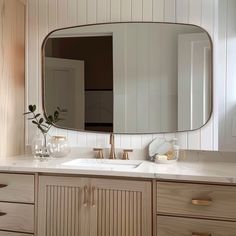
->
0, 0, 25, 158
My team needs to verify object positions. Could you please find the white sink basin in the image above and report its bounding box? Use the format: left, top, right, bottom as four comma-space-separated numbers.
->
62, 159, 142, 171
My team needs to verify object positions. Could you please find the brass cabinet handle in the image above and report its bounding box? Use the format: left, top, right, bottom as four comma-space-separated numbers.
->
192, 232, 211, 236
83, 186, 88, 206
0, 212, 7, 216
0, 184, 8, 188
92, 186, 96, 207
191, 199, 212, 206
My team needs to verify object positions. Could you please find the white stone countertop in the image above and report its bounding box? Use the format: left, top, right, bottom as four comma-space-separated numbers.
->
0, 155, 236, 184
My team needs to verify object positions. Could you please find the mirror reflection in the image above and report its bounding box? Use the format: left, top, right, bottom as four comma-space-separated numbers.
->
43, 22, 212, 134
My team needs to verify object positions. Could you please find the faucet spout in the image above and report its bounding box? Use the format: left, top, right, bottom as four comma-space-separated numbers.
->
109, 133, 116, 159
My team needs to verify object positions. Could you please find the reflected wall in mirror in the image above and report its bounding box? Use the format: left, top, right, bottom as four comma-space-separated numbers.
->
43, 22, 212, 134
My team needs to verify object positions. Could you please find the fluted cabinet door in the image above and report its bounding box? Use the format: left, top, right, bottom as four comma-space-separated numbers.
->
37, 176, 89, 236
90, 178, 152, 236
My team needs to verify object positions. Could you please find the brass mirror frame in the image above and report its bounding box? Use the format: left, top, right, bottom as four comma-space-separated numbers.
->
41, 21, 213, 134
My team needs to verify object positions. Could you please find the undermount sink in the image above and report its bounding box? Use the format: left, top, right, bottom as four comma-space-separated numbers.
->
62, 159, 142, 171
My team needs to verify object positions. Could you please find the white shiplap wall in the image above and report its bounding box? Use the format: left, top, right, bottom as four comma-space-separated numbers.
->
26, 0, 219, 151
218, 0, 236, 152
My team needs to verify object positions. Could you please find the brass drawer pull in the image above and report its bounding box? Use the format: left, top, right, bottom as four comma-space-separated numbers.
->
192, 232, 211, 236
191, 199, 212, 206
83, 186, 88, 206
0, 212, 7, 216
0, 184, 8, 188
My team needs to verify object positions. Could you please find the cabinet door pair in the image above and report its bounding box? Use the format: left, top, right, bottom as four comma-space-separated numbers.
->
37, 176, 152, 236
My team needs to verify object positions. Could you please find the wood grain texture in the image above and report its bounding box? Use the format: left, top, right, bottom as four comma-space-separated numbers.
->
90, 178, 152, 236
38, 176, 89, 236
0, 202, 34, 233
0, 0, 25, 158
27, 0, 218, 151
157, 215, 236, 236
156, 182, 236, 221
0, 173, 34, 203
38, 176, 152, 236
0, 232, 33, 236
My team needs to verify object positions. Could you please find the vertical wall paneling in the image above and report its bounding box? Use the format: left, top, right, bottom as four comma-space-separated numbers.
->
189, 0, 201, 26
97, 0, 110, 22
87, 0, 97, 24
212, 0, 219, 151
38, 0, 48, 112
175, 0, 188, 152
27, 0, 219, 151
153, 0, 164, 21
111, 0, 120, 21
131, 0, 143, 21
186, 0, 202, 150
120, 135, 131, 149
77, 0, 86, 25
221, 0, 236, 151
120, 0, 131, 21
218, 0, 227, 151
143, 0, 153, 21
0, 0, 26, 157
58, 0, 68, 28
164, 0, 176, 22
48, 0, 57, 32
68, 0, 77, 26
27, 0, 39, 143
176, 0, 189, 23
200, 0, 214, 150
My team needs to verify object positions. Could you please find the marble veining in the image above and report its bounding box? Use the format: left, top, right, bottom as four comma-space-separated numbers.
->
0, 155, 236, 184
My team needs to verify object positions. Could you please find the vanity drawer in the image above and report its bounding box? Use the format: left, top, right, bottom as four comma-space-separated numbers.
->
157, 215, 236, 236
0, 232, 33, 236
0, 174, 34, 203
156, 182, 236, 220
0, 202, 34, 233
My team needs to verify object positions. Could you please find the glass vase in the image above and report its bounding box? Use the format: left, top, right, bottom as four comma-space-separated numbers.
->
32, 133, 50, 161
48, 136, 70, 158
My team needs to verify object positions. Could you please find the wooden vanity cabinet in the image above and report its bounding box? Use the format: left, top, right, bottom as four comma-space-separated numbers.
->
37, 176, 152, 236
0, 173, 34, 236
156, 181, 236, 236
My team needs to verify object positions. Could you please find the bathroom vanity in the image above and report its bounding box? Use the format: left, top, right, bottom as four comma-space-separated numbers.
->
0, 157, 235, 236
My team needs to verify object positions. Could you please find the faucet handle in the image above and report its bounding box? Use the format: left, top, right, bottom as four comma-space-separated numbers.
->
93, 148, 104, 159
122, 149, 133, 160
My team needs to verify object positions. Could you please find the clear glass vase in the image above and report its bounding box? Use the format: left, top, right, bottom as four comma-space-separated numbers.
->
48, 136, 70, 158
32, 133, 50, 161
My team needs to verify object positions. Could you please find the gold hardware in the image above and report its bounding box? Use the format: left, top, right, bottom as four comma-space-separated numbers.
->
192, 232, 211, 236
191, 199, 212, 206
122, 149, 133, 160
93, 148, 104, 159
109, 133, 116, 159
0, 212, 7, 216
52, 136, 67, 141
83, 186, 88, 206
92, 186, 96, 207
0, 184, 8, 188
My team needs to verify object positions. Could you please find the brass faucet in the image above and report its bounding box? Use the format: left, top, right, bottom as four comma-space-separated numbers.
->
109, 133, 116, 159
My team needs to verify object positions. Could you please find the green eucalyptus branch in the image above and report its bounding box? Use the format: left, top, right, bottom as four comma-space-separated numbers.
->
24, 105, 67, 135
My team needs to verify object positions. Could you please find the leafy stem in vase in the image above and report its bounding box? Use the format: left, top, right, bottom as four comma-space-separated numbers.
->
24, 104, 67, 136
